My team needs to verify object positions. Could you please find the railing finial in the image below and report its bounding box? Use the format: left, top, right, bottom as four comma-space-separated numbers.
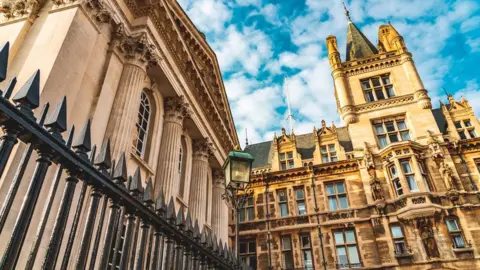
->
44, 96, 68, 134
0, 42, 9, 82
193, 219, 200, 240
73, 119, 92, 159
154, 189, 166, 215
142, 178, 154, 204
12, 70, 40, 116
184, 211, 193, 234
95, 139, 112, 169
166, 197, 176, 221
175, 206, 185, 229
112, 151, 127, 183
129, 167, 143, 194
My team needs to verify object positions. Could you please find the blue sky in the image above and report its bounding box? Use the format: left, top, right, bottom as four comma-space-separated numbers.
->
178, 0, 480, 146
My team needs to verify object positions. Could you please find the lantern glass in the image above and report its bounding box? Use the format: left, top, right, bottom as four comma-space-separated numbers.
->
224, 158, 231, 188
231, 159, 251, 183
223, 149, 254, 188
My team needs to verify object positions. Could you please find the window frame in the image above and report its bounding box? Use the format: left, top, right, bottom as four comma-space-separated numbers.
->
132, 91, 152, 158
445, 217, 467, 249
278, 189, 289, 217
390, 224, 409, 256
373, 118, 410, 149
321, 144, 338, 163
239, 196, 255, 222
295, 186, 307, 215
455, 119, 477, 139
281, 235, 294, 269
399, 159, 419, 192
388, 164, 403, 196
326, 181, 349, 211
333, 228, 362, 269
280, 151, 295, 170
239, 240, 257, 269
360, 74, 395, 103
300, 233, 314, 269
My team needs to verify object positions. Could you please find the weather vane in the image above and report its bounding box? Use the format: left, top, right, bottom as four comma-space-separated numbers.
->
343, 1, 352, 21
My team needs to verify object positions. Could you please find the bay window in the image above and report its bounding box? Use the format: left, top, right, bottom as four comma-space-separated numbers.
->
373, 118, 410, 148
400, 159, 419, 192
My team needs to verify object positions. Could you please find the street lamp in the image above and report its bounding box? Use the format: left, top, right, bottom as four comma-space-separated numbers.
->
221, 146, 254, 264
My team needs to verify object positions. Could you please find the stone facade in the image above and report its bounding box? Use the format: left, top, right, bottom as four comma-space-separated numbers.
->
236, 18, 480, 270
0, 0, 235, 268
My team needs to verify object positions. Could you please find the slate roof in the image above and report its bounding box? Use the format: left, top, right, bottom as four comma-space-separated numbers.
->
244, 127, 353, 169
345, 22, 378, 61
432, 108, 448, 134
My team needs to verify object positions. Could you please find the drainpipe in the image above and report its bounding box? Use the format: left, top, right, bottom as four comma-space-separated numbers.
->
309, 166, 327, 270
264, 173, 273, 270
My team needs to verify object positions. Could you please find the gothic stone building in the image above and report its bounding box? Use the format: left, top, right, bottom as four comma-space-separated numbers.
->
0, 0, 236, 268
235, 16, 480, 270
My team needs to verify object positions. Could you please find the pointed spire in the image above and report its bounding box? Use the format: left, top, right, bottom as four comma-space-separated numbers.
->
155, 189, 166, 215
219, 239, 224, 255
95, 139, 112, 169
200, 229, 208, 245
206, 231, 213, 249
45, 96, 67, 133
343, 1, 351, 22
129, 167, 143, 194
223, 243, 229, 260
166, 197, 176, 221
3, 77, 16, 99
184, 211, 193, 233
73, 119, 92, 159
0, 42, 9, 82
212, 234, 218, 252
112, 152, 127, 182
142, 178, 154, 204
13, 70, 40, 115
193, 219, 200, 240
176, 206, 185, 228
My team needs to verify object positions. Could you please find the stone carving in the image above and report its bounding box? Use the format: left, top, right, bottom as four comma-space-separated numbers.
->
164, 96, 190, 124
417, 218, 440, 258
411, 197, 426, 204
212, 169, 225, 186
439, 162, 454, 190
0, 0, 44, 19
327, 210, 355, 220
83, 0, 112, 23
363, 142, 374, 169
414, 89, 432, 109
427, 130, 444, 162
192, 139, 214, 160
371, 178, 384, 201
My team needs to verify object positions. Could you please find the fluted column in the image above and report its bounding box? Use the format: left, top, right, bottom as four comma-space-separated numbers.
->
105, 28, 158, 158
211, 170, 229, 242
154, 97, 189, 199
188, 140, 212, 229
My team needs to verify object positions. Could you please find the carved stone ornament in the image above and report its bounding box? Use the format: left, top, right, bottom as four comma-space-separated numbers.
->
0, 0, 43, 20
414, 89, 432, 109
163, 96, 190, 124
192, 139, 214, 160
363, 142, 375, 170
439, 162, 455, 190
417, 218, 440, 258
112, 26, 159, 71
82, 0, 112, 23
370, 177, 384, 202
427, 131, 444, 162
341, 105, 358, 124
212, 169, 225, 186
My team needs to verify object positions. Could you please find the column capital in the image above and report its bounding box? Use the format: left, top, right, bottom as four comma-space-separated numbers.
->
192, 139, 214, 161
164, 96, 190, 125
111, 25, 159, 72
212, 169, 225, 187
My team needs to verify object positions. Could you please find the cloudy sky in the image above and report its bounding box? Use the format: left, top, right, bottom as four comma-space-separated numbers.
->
178, 0, 480, 146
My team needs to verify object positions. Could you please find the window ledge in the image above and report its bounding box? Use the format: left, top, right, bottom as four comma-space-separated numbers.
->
131, 152, 155, 175
453, 246, 473, 253
394, 252, 414, 259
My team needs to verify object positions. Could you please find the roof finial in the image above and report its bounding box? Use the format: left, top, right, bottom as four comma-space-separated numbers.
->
343, 1, 352, 22
245, 128, 249, 146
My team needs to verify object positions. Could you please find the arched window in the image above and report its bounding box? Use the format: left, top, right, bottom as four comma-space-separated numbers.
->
178, 137, 188, 198
133, 91, 151, 158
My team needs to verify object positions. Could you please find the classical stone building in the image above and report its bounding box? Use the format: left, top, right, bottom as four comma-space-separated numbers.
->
0, 0, 235, 268
236, 10, 480, 270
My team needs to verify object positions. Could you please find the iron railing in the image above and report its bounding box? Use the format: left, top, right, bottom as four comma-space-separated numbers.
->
0, 42, 251, 270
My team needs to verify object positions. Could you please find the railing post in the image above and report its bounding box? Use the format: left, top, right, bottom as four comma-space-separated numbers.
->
151, 190, 166, 270
127, 168, 143, 269
174, 206, 185, 270
134, 179, 153, 270
162, 197, 176, 270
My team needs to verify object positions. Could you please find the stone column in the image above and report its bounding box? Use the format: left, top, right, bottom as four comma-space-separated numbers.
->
105, 29, 158, 158
188, 140, 212, 229
154, 97, 189, 199
211, 170, 229, 242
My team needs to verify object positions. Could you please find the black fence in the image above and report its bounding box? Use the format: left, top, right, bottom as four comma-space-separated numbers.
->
0, 42, 250, 270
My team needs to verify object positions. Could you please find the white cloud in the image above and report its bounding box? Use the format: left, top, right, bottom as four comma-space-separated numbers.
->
180, 0, 232, 34
235, 0, 262, 7
455, 80, 480, 116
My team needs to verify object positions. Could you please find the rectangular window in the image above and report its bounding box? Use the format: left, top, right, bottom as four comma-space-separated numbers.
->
281, 236, 294, 269
468, 129, 477, 138
326, 182, 348, 211
278, 190, 288, 217
464, 120, 472, 127
446, 218, 466, 248
454, 121, 462, 129
239, 240, 257, 269
240, 196, 255, 222
389, 165, 403, 196
476, 159, 480, 173
280, 151, 294, 170
459, 130, 467, 140
334, 229, 361, 269
295, 187, 307, 215
456, 120, 476, 139
390, 224, 408, 255
400, 159, 419, 192
418, 161, 431, 192
300, 234, 314, 269
374, 118, 410, 148
360, 74, 395, 102
321, 144, 338, 163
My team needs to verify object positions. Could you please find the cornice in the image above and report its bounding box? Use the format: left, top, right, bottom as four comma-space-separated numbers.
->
342, 53, 401, 77
354, 94, 415, 114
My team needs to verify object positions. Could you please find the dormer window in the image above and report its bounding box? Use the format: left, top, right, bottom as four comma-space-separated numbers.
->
361, 74, 395, 102
454, 120, 476, 139
280, 151, 294, 170
321, 144, 338, 163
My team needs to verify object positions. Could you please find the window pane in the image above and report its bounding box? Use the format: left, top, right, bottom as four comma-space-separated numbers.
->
378, 135, 388, 148
469, 129, 477, 138
303, 250, 313, 267
348, 246, 360, 264
288, 160, 294, 168
336, 247, 348, 266
454, 122, 462, 129
279, 153, 285, 160
401, 131, 410, 141
345, 230, 356, 243
397, 121, 407, 130
446, 219, 459, 231
240, 243, 247, 253
339, 195, 349, 209
361, 80, 371, 90
326, 184, 335, 195
407, 175, 419, 191
459, 131, 467, 140
280, 204, 288, 217
331, 155, 338, 162
375, 124, 385, 134
322, 154, 329, 163
400, 161, 412, 173
279, 191, 286, 201
329, 144, 336, 152
287, 152, 293, 159
391, 225, 403, 238
389, 133, 399, 143
382, 76, 391, 85
389, 166, 398, 178
336, 182, 345, 193
365, 91, 375, 102
372, 77, 381, 87
247, 208, 254, 220
453, 234, 465, 248
301, 235, 311, 248
281, 237, 291, 250
283, 252, 294, 268
247, 197, 254, 206
334, 232, 345, 244
394, 180, 404, 196
321, 146, 327, 153
281, 162, 287, 170
464, 120, 472, 127
385, 122, 396, 132
296, 189, 305, 199
329, 197, 338, 211
297, 202, 306, 215
248, 241, 256, 252
375, 88, 385, 100
248, 256, 257, 268
239, 210, 245, 222
386, 86, 395, 97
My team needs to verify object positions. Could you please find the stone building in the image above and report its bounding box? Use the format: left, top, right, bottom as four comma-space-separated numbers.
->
0, 0, 235, 268
236, 9, 480, 270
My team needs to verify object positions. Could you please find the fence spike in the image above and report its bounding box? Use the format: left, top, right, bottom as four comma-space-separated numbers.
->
0, 42, 9, 82
154, 189, 166, 215
212, 234, 218, 252
112, 151, 127, 182
207, 231, 213, 249
12, 70, 40, 113
166, 197, 176, 221
129, 167, 143, 194
175, 206, 185, 228
193, 219, 200, 240
223, 243, 229, 260
200, 227, 208, 245
3, 77, 16, 99
72, 119, 91, 153
142, 178, 154, 204
94, 139, 111, 169
184, 211, 193, 233
219, 239, 224, 256
44, 96, 67, 133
